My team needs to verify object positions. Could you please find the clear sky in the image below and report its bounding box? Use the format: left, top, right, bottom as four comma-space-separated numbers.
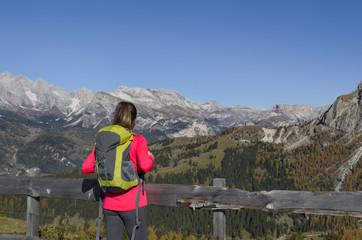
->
1, 0, 361, 108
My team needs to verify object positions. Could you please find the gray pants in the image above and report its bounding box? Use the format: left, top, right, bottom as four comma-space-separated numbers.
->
103, 208, 147, 240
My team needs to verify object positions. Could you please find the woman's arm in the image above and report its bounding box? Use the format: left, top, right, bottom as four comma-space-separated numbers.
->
136, 136, 154, 172
82, 148, 96, 174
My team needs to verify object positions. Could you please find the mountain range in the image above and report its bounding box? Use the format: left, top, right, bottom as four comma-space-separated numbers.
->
0, 72, 360, 177
0, 72, 328, 140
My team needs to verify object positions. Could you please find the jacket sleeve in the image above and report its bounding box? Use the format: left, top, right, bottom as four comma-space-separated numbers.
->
82, 148, 96, 174
136, 135, 154, 173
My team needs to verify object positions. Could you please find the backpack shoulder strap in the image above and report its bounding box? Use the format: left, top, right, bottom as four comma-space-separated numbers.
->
131, 178, 144, 240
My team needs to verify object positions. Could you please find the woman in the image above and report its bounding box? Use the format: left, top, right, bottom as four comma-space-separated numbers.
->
82, 101, 154, 240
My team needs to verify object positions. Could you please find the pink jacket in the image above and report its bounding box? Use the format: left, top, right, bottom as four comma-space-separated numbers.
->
82, 135, 154, 211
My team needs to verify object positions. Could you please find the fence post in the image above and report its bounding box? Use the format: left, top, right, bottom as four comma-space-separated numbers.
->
213, 178, 226, 240
26, 167, 41, 237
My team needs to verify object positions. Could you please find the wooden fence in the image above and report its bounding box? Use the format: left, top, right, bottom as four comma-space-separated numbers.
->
0, 174, 361, 240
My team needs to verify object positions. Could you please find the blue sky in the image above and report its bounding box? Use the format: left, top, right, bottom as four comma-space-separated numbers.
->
1, 0, 361, 108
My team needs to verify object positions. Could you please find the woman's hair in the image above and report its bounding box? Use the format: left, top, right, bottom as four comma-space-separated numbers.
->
112, 101, 137, 129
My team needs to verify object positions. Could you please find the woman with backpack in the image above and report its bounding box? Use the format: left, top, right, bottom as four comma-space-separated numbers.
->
82, 101, 154, 240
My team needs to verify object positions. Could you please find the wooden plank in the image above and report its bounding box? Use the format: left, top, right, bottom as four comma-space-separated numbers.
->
147, 184, 362, 217
0, 176, 361, 217
0, 176, 101, 201
0, 233, 43, 239
213, 179, 226, 240
25, 168, 40, 237
26, 196, 40, 237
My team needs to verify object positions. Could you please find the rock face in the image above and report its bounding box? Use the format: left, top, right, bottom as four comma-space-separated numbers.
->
319, 82, 362, 133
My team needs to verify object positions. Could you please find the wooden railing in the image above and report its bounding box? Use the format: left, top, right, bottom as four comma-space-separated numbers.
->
0, 174, 361, 240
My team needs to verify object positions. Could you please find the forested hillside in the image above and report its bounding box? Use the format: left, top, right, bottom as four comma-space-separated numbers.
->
143, 127, 361, 239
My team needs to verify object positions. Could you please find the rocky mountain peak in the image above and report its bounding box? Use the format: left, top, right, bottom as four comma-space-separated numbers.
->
319, 82, 362, 133
111, 86, 201, 112
200, 101, 225, 111
0, 71, 14, 80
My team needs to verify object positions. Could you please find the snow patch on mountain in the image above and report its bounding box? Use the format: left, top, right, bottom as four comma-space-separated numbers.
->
25, 90, 38, 103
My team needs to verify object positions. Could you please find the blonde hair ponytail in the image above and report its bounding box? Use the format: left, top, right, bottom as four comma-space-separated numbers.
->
112, 102, 137, 129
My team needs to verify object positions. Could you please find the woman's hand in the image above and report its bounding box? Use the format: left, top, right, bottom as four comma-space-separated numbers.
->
148, 151, 154, 157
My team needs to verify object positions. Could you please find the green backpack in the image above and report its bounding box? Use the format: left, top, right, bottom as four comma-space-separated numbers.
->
94, 125, 143, 240
95, 125, 139, 192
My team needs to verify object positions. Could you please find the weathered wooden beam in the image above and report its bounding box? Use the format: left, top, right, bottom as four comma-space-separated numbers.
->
146, 183, 362, 217
0, 175, 361, 217
0, 233, 43, 239
26, 196, 40, 237
26, 169, 40, 237
0, 175, 101, 201
213, 179, 226, 240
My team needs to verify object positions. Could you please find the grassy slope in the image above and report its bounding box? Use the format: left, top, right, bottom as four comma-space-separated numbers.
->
0, 217, 26, 235
148, 134, 238, 177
